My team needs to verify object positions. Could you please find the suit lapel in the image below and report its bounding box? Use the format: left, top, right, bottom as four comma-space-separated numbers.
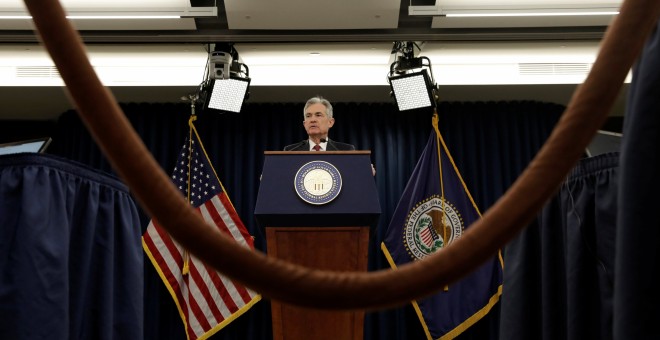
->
326, 139, 337, 151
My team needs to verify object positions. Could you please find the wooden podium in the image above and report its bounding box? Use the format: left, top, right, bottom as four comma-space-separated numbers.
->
255, 151, 381, 340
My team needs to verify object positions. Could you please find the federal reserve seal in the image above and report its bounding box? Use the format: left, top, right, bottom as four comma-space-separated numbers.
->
403, 195, 464, 260
294, 161, 342, 205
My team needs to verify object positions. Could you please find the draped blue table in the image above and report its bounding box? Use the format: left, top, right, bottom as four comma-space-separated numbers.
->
0, 153, 143, 340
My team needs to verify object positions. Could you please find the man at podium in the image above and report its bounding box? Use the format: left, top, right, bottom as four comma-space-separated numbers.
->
283, 96, 355, 151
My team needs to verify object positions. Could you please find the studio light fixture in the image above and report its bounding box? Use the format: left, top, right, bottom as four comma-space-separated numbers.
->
388, 41, 438, 111
408, 5, 619, 17
389, 71, 434, 111
200, 43, 251, 114
0, 7, 217, 19
205, 77, 250, 113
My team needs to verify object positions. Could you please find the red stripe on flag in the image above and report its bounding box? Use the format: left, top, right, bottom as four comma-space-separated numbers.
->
143, 225, 190, 325
152, 219, 184, 265
186, 284, 212, 336
218, 192, 254, 247
228, 277, 254, 305
204, 199, 230, 235
188, 260, 226, 324
150, 220, 190, 294
202, 199, 254, 304
203, 261, 240, 313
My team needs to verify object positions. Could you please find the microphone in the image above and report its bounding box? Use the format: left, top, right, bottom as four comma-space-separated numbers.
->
320, 138, 327, 143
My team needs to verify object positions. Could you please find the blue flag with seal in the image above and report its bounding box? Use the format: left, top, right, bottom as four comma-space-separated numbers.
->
381, 113, 503, 339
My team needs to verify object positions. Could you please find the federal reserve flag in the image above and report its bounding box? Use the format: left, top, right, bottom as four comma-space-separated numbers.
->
381, 113, 503, 339
142, 116, 260, 340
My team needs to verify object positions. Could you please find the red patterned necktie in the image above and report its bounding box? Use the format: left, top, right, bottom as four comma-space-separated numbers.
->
313, 144, 321, 151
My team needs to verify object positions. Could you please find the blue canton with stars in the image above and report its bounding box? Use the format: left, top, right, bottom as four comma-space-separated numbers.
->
171, 136, 221, 207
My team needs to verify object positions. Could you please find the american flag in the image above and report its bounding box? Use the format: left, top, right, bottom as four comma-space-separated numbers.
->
142, 129, 260, 340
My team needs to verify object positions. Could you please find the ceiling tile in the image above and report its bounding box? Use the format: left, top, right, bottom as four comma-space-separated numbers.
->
224, 0, 400, 29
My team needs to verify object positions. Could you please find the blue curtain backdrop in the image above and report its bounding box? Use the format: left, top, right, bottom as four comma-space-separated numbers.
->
46, 100, 562, 339
0, 153, 143, 340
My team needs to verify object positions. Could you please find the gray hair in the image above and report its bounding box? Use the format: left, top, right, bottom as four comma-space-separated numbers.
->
303, 96, 333, 119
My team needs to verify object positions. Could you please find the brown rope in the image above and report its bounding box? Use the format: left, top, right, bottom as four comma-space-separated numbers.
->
23, 0, 660, 310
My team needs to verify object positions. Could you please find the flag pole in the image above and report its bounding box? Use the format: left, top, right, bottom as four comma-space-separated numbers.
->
432, 111, 446, 243
432, 109, 450, 292
182, 94, 198, 275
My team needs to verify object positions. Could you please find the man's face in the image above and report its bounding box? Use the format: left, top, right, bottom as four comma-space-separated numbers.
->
303, 103, 335, 138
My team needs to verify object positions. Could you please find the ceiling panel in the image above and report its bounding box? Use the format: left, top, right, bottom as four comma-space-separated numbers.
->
0, 0, 617, 42
433, 0, 621, 5
223, 0, 401, 30
429, 0, 622, 28
431, 15, 616, 29
0, 0, 199, 31
0, 0, 192, 8
0, 19, 198, 31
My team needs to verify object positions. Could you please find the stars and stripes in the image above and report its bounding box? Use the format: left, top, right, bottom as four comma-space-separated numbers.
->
142, 125, 260, 340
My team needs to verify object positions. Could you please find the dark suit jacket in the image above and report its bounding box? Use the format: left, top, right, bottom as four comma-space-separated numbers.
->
283, 139, 355, 151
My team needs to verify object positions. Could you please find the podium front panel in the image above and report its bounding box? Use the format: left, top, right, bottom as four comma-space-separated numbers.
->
255, 151, 381, 227
267, 227, 368, 340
